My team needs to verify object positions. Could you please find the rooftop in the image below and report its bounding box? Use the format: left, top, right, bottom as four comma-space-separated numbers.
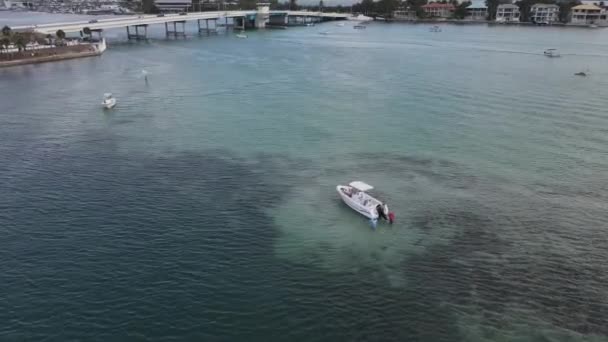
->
467, 0, 488, 9
497, 4, 519, 9
571, 4, 602, 10
422, 3, 456, 9
531, 3, 559, 8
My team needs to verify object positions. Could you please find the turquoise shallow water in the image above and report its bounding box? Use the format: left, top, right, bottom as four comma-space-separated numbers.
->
1, 14, 608, 341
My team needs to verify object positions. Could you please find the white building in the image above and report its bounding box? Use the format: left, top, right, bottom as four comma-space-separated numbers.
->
570, 4, 607, 25
154, 0, 192, 12
496, 4, 520, 22
530, 3, 559, 23
466, 0, 487, 20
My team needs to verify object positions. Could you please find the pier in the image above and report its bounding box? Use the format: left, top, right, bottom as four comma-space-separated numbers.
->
13, 10, 350, 40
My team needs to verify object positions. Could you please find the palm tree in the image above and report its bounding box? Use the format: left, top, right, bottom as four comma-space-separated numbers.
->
12, 33, 25, 52
55, 29, 66, 45
2, 25, 11, 37
83, 26, 92, 41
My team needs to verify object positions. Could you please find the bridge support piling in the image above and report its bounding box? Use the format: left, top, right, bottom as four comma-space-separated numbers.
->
166, 21, 186, 38
126, 24, 148, 40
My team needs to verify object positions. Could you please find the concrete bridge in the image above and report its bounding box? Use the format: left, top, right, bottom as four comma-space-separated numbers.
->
12, 9, 351, 39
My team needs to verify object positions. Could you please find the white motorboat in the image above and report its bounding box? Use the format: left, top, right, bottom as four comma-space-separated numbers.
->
319, 31, 330, 35
236, 32, 247, 38
336, 22, 345, 27
544, 48, 560, 57
102, 93, 116, 109
430, 25, 442, 32
337, 181, 393, 223
349, 14, 373, 22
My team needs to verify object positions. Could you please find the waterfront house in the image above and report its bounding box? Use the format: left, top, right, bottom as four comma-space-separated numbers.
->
466, 0, 488, 20
422, 3, 456, 18
496, 4, 520, 22
530, 3, 559, 23
570, 4, 607, 25
579, 0, 608, 7
393, 8, 417, 20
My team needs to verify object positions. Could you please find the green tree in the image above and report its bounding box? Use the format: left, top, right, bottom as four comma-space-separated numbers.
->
238, 0, 257, 9
406, 0, 428, 18
2, 25, 11, 36
289, 0, 298, 10
12, 33, 25, 52
83, 26, 92, 41
142, 0, 159, 13
376, 0, 400, 16
558, 0, 579, 22
0, 37, 9, 53
485, 0, 500, 19
56, 29, 66, 40
360, 0, 374, 14
454, 0, 471, 18
319, 0, 324, 11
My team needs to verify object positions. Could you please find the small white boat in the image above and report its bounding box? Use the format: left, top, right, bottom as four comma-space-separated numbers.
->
319, 31, 330, 35
589, 24, 598, 28
544, 48, 560, 57
305, 23, 315, 27
348, 14, 373, 22
102, 93, 116, 109
336, 22, 345, 27
337, 181, 393, 223
236, 32, 247, 38
430, 25, 442, 32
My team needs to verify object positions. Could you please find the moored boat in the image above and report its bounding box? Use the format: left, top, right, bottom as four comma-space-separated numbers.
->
337, 181, 394, 224
102, 93, 116, 109
544, 48, 560, 57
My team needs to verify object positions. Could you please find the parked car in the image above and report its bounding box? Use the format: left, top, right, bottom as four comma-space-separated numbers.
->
89, 19, 98, 23
157, 13, 165, 17
179, 12, 187, 15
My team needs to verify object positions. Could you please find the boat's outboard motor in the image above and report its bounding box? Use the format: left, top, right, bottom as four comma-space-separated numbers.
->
376, 204, 388, 221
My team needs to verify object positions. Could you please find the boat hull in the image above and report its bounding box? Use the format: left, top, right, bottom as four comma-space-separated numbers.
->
337, 185, 388, 220
102, 99, 116, 109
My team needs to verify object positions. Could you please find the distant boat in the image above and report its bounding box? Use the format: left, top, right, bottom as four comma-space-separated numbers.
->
354, 25, 366, 29
574, 71, 587, 76
305, 22, 315, 27
430, 25, 441, 32
348, 14, 373, 22
336, 22, 345, 27
544, 48, 560, 57
236, 32, 247, 38
102, 93, 116, 109
589, 24, 598, 28
319, 31, 330, 35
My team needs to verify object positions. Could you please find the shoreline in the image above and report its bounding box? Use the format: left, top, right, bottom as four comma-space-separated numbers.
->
0, 40, 106, 68
0, 49, 102, 68
388, 18, 606, 28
